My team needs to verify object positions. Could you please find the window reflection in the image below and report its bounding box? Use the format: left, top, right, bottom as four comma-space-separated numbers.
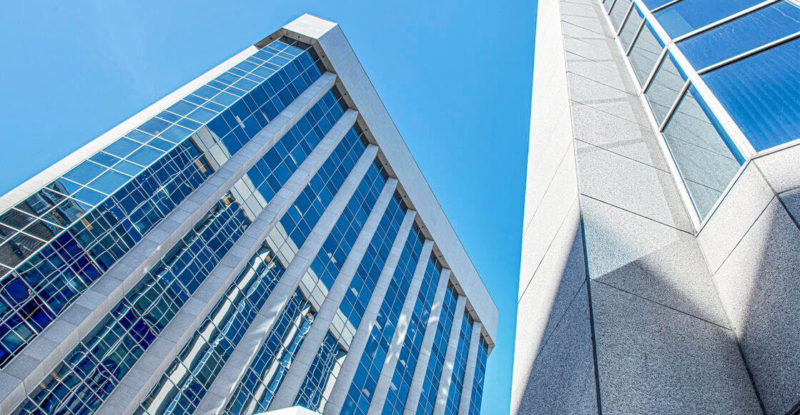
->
610, 0, 632, 29
702, 39, 800, 151
662, 86, 743, 219
620, 5, 645, 49
654, 0, 763, 37
679, 2, 800, 69
628, 22, 664, 85
644, 53, 686, 123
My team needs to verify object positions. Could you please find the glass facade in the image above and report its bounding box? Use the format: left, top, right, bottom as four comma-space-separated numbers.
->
139, 115, 369, 415
222, 290, 308, 415
16, 193, 249, 414
342, 226, 425, 415
444, 315, 472, 415
382, 256, 441, 415
417, 286, 459, 415
0, 23, 494, 415
138, 244, 284, 415
291, 162, 389, 411
601, 0, 800, 220
468, 341, 488, 415
0, 38, 323, 368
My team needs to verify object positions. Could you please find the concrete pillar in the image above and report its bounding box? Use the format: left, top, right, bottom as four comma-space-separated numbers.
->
457, 321, 482, 415
367, 241, 434, 415
403, 269, 452, 415
322, 210, 417, 415
432, 296, 467, 415
0, 73, 338, 414
97, 110, 358, 415
192, 144, 379, 415
267, 178, 398, 408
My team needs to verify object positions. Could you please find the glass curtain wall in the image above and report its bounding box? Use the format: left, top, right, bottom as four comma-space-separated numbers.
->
602, 0, 800, 220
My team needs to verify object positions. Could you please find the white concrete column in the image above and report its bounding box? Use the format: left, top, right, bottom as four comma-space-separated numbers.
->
268, 178, 398, 408
0, 73, 338, 415
432, 296, 467, 415
322, 210, 418, 415
367, 241, 434, 415
403, 269, 452, 415
457, 321, 482, 415
193, 144, 379, 415
97, 108, 357, 415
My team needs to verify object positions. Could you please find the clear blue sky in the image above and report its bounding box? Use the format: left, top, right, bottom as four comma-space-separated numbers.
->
0, 1, 535, 413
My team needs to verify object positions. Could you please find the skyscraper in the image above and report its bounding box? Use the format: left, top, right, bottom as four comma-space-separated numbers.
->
0, 14, 497, 415
514, 0, 800, 413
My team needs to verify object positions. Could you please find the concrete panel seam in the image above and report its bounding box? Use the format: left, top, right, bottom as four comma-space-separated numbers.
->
522, 142, 576, 236
518, 198, 580, 302
708, 195, 776, 276
592, 280, 731, 331
752, 162, 800, 232
574, 138, 671, 175
526, 279, 588, 368
578, 212, 603, 415
580, 194, 693, 236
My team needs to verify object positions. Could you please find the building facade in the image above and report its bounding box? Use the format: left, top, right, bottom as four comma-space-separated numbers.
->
513, 0, 800, 413
0, 15, 497, 415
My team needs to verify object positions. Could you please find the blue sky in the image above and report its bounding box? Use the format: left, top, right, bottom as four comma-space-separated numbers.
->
0, 1, 535, 412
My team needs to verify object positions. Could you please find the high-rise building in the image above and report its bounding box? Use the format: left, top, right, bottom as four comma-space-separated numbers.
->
513, 0, 800, 413
0, 14, 497, 415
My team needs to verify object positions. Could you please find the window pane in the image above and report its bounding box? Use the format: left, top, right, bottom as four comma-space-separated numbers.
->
655, 0, 764, 37
63, 162, 106, 185
702, 38, 800, 151
678, 2, 800, 69
158, 124, 192, 144
620, 5, 645, 49
168, 100, 197, 116
104, 138, 141, 158
628, 22, 664, 85
90, 152, 121, 168
662, 86, 743, 219
137, 118, 170, 136
644, 53, 686, 123
128, 146, 163, 167
642, 0, 675, 9
610, 0, 632, 29
74, 187, 106, 205
88, 170, 130, 194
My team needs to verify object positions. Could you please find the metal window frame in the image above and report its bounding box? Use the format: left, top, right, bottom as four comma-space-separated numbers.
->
597, 0, 797, 228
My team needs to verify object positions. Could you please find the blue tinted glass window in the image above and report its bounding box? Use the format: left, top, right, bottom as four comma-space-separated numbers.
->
702, 38, 800, 151
654, 0, 763, 37
468, 341, 488, 415
0, 37, 321, 370
679, 2, 800, 69
88, 170, 130, 194
157, 124, 192, 144
445, 315, 472, 415
642, 0, 676, 9
342, 227, 425, 415
104, 138, 141, 158
382, 257, 440, 415
128, 146, 162, 167
63, 162, 106, 185
15, 195, 250, 414
416, 288, 458, 415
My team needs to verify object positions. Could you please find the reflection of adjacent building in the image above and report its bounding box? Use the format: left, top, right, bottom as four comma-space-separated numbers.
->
514, 0, 800, 414
0, 14, 497, 415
